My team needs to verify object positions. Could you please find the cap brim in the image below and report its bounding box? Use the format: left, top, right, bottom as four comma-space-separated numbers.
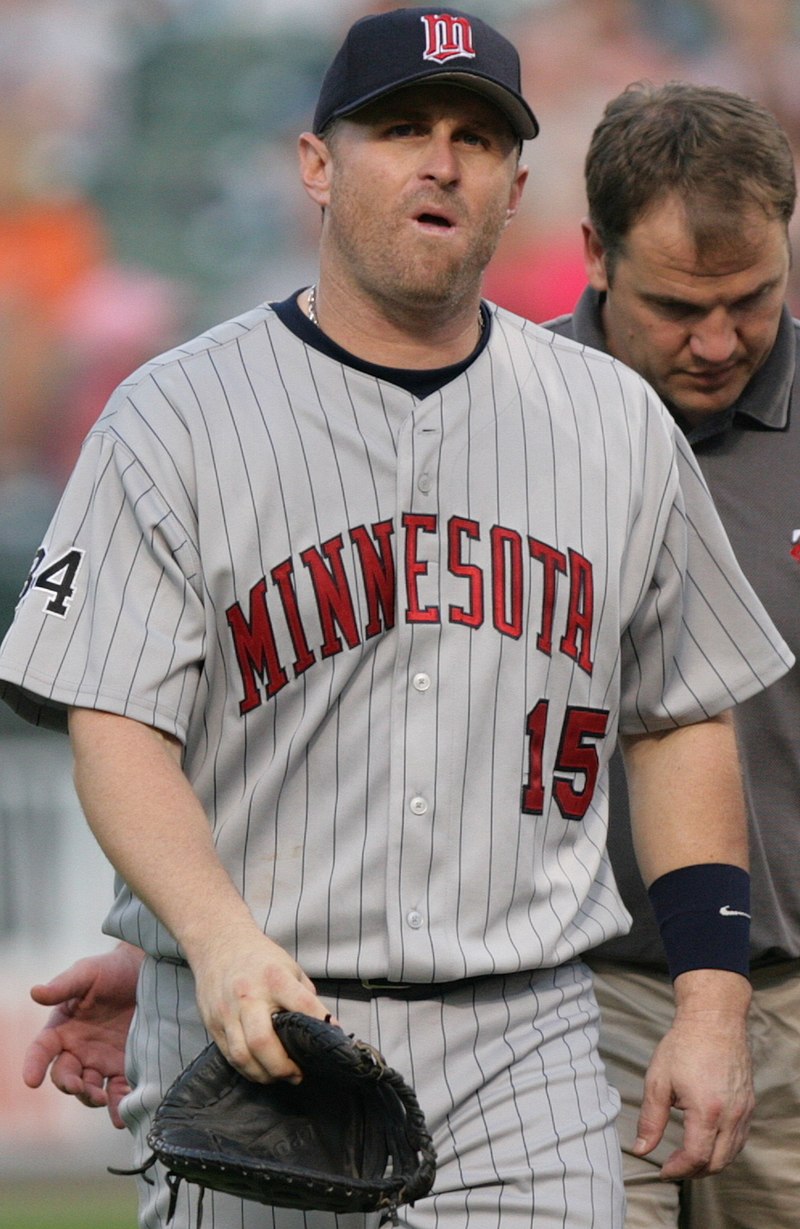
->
325, 70, 539, 141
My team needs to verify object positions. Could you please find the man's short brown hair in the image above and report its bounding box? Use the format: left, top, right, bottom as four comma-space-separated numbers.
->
585, 81, 797, 275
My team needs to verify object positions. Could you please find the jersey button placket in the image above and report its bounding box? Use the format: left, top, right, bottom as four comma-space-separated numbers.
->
387, 412, 441, 975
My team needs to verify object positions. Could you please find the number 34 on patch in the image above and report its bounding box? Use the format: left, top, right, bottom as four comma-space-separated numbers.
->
19, 547, 85, 618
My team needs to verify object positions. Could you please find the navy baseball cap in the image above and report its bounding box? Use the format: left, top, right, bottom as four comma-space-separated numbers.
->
313, 7, 538, 141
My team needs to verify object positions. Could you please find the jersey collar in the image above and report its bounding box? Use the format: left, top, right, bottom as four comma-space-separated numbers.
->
270, 290, 492, 399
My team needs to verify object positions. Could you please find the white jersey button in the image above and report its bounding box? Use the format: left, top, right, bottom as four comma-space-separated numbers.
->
417, 473, 433, 494
410, 794, 428, 815
406, 910, 424, 929
412, 672, 431, 691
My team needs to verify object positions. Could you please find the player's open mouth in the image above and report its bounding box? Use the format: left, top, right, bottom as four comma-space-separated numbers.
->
414, 210, 456, 230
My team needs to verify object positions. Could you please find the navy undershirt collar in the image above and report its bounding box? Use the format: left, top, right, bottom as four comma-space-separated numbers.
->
271, 290, 491, 399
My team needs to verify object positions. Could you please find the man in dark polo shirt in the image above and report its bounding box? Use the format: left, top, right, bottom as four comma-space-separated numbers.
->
546, 80, 800, 1229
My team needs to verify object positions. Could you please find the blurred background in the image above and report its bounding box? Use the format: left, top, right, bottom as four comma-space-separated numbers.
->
2, 0, 800, 1219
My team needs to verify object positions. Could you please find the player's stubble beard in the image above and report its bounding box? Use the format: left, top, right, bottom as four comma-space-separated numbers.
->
324, 176, 510, 322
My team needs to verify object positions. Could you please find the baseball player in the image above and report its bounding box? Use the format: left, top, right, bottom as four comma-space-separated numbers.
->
2, 9, 794, 1229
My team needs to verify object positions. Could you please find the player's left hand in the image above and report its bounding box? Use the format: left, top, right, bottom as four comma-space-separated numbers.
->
633, 968, 754, 1179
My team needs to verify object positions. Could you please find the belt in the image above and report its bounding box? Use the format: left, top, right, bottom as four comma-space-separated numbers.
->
313, 973, 509, 1001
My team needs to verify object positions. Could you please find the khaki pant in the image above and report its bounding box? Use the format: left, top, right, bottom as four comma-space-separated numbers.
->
588, 959, 800, 1229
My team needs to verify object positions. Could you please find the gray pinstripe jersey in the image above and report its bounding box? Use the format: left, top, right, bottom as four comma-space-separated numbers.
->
0, 301, 792, 980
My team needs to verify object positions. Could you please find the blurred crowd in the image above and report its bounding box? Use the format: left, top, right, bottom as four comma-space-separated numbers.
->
486, 0, 800, 318
2, 0, 800, 642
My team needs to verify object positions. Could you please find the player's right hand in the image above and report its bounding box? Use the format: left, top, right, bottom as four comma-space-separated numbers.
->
188, 924, 334, 1085
23, 943, 142, 1129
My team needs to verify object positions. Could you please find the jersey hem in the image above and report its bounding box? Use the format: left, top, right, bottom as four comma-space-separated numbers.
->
618, 646, 794, 736
0, 669, 187, 742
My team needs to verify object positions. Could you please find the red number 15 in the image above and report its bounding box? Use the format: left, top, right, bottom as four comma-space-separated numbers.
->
522, 699, 609, 821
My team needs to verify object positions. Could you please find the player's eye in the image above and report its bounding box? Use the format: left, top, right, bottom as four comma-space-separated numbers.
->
458, 131, 487, 147
385, 122, 423, 138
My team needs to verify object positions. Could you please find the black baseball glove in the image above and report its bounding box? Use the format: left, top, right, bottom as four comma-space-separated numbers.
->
120, 1011, 436, 1226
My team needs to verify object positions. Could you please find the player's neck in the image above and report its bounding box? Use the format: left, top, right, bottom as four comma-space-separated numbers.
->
300, 279, 485, 369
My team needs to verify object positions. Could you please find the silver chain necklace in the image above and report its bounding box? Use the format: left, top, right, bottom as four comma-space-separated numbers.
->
306, 283, 321, 326
306, 284, 485, 338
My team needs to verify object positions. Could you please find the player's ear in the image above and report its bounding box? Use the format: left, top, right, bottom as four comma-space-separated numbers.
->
298, 132, 333, 209
505, 162, 528, 224
582, 218, 610, 292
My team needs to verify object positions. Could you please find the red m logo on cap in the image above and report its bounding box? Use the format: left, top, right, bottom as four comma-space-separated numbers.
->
420, 13, 476, 63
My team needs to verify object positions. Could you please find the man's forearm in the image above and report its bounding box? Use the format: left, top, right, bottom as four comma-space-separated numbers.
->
619, 710, 747, 885
67, 707, 326, 1081
68, 707, 262, 963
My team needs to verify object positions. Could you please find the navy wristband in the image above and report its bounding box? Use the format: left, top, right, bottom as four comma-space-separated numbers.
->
647, 863, 751, 981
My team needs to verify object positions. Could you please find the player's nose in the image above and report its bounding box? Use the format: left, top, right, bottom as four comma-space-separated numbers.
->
416, 129, 461, 186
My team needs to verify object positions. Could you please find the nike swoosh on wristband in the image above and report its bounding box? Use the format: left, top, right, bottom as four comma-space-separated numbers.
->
719, 905, 751, 918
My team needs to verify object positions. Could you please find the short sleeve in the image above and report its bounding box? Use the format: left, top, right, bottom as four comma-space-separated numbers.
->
0, 429, 205, 738
619, 425, 793, 732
